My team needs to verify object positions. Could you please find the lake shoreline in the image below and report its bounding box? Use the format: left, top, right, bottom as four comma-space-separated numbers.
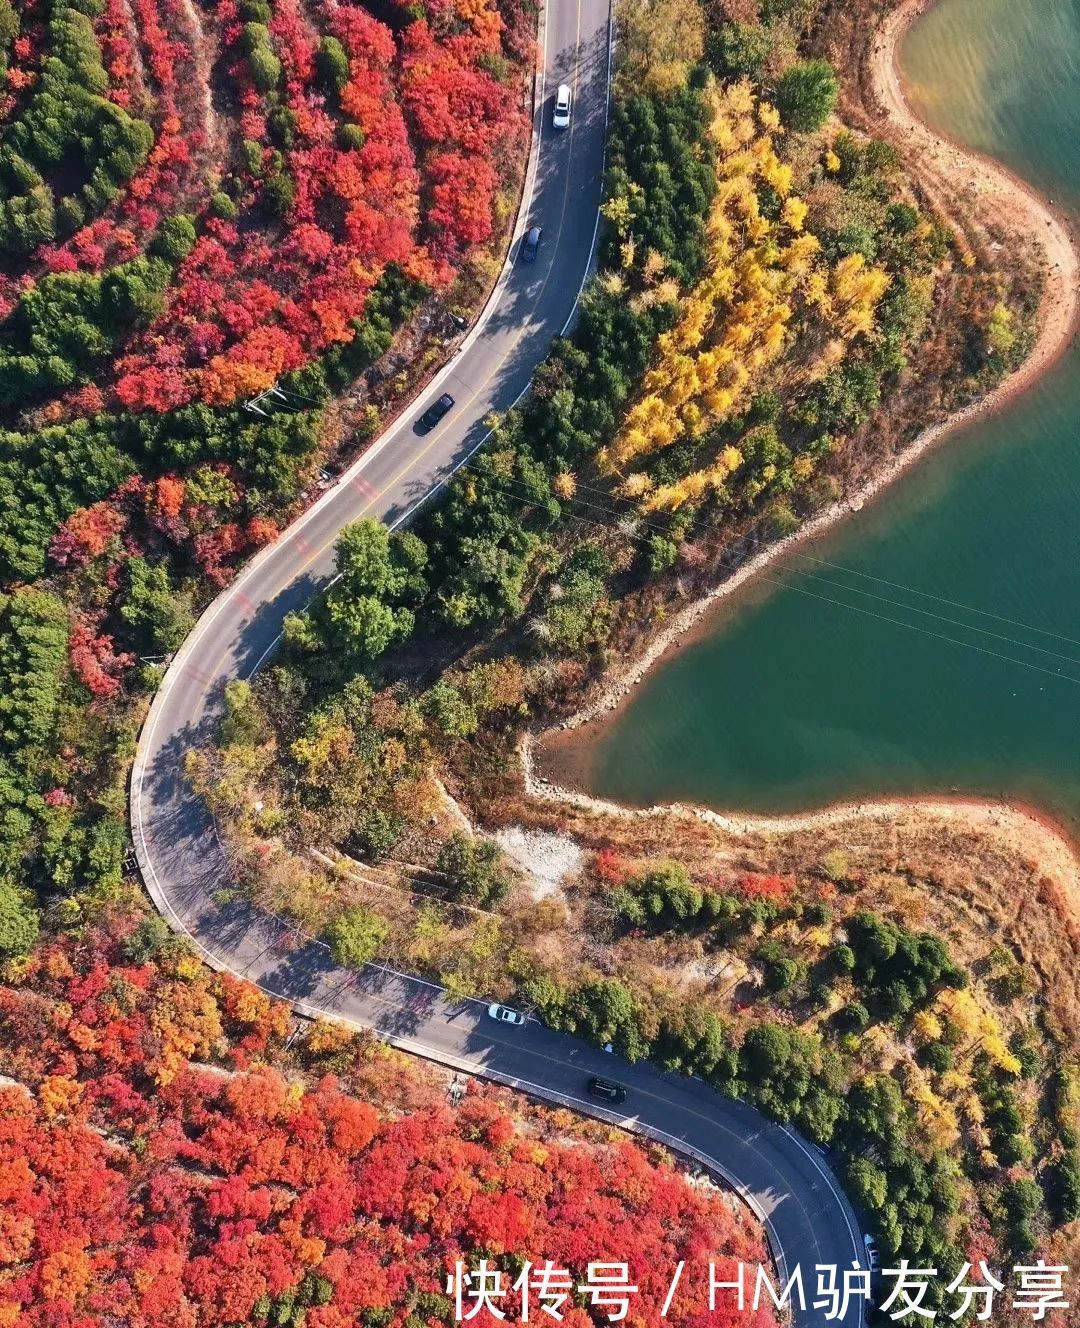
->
522, 730, 1080, 897
524, 0, 1080, 881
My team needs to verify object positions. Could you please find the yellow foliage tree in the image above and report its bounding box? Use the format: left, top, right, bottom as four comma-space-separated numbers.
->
604, 78, 890, 513
617, 0, 704, 94
933, 988, 1022, 1075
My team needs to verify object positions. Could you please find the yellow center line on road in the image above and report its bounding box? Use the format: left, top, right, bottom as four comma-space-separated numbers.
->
192, 0, 586, 710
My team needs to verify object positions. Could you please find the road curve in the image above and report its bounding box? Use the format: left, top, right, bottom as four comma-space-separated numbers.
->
130, 0, 865, 1317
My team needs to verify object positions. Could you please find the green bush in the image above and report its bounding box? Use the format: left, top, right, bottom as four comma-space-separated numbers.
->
328, 905, 390, 969
773, 60, 839, 133
243, 24, 282, 92
210, 191, 238, 220
338, 123, 366, 151
436, 832, 512, 907
0, 1, 152, 254
315, 36, 350, 97
1046, 1152, 1080, 1224
0, 879, 40, 957
149, 214, 197, 265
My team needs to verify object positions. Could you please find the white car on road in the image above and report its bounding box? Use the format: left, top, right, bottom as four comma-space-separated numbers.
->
553, 84, 572, 129
488, 1003, 526, 1026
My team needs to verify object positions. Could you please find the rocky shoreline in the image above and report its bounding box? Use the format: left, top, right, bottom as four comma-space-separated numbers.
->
522, 0, 1080, 886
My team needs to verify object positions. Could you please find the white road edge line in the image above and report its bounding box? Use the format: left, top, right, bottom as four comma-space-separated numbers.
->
237, 0, 617, 679
127, 3, 865, 1313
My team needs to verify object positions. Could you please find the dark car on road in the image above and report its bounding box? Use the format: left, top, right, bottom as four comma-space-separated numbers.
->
521, 225, 542, 263
587, 1077, 627, 1105
419, 393, 454, 429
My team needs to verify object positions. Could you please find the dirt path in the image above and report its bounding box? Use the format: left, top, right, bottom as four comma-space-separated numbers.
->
523, 0, 1080, 893
171, 0, 225, 169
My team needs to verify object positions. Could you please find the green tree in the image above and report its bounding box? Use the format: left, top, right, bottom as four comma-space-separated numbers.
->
568, 977, 650, 1061
120, 558, 194, 654
842, 1074, 906, 1146
436, 832, 511, 907
773, 60, 839, 133
336, 520, 428, 601
846, 1156, 889, 1211
1000, 1176, 1043, 1254
755, 940, 808, 993
0, 0, 18, 54
1046, 1152, 1080, 1224
421, 681, 478, 739
707, 23, 772, 80
0, 879, 39, 957
654, 1001, 731, 1080
149, 213, 197, 265
326, 593, 411, 661
327, 905, 389, 969
295, 519, 428, 663
647, 534, 678, 572
315, 36, 350, 97
243, 22, 282, 92
603, 83, 716, 284
263, 171, 295, 218
0, 589, 70, 754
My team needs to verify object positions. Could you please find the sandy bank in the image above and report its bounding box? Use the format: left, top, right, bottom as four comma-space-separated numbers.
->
524, 0, 1080, 887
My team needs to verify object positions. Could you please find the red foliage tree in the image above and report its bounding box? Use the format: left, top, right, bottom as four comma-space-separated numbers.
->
48, 502, 128, 569
738, 873, 795, 903
0, 912, 780, 1328
69, 620, 136, 699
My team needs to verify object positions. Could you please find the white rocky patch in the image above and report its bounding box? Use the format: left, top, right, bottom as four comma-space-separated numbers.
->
494, 826, 585, 901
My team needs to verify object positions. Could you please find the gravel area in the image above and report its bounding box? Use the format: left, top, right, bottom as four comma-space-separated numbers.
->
495, 826, 586, 901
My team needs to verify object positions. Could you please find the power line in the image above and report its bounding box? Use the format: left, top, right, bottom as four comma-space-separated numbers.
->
771, 579, 1080, 688
455, 467, 1080, 688
456, 445, 1080, 660
452, 458, 1080, 679
792, 552, 1080, 651
792, 566, 1080, 671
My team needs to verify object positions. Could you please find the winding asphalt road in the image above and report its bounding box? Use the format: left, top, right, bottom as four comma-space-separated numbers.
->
130, 0, 867, 1319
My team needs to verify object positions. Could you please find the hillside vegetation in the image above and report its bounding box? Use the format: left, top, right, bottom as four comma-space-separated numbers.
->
188, 0, 1073, 1307
0, 0, 1070, 1315
0, 899, 778, 1326
0, 0, 532, 924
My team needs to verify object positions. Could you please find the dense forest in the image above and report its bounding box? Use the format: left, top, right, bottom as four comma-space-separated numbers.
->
0, 0, 533, 923
0, 0, 1070, 1317
188, 0, 1070, 1306
0, 899, 780, 1326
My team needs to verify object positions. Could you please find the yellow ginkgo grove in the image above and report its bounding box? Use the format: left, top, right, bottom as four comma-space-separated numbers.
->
603, 79, 892, 514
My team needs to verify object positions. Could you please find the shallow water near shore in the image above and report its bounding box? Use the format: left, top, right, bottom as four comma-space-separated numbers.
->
579, 0, 1080, 824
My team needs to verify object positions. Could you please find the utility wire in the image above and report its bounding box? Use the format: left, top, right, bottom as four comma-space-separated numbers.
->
792, 551, 1080, 651
449, 466, 1080, 688
451, 455, 1080, 676
792, 566, 1080, 671
457, 449, 1080, 662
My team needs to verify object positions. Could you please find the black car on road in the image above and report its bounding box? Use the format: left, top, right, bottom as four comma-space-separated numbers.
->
521, 226, 542, 262
587, 1077, 627, 1105
419, 393, 455, 429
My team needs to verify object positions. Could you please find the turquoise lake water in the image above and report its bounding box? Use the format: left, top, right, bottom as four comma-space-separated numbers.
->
585, 0, 1080, 823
